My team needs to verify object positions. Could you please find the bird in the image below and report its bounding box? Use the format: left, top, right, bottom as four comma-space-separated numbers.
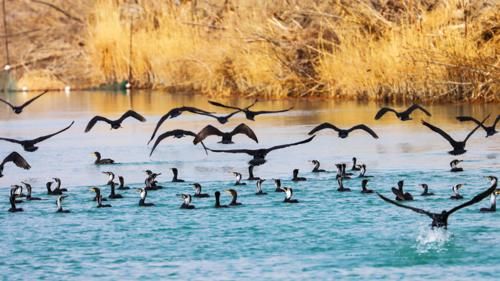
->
308, 123, 378, 139
149, 129, 207, 157
195, 110, 242, 125
193, 123, 258, 144
392, 180, 413, 201
8, 186, 23, 212
450, 184, 464, 200
0, 90, 48, 114
214, 191, 228, 208
358, 164, 372, 178
0, 152, 31, 177
377, 177, 497, 229
85, 110, 146, 132
247, 165, 261, 180
374, 104, 431, 121
479, 177, 498, 212
361, 179, 373, 194
93, 152, 114, 165
292, 169, 306, 182
205, 136, 315, 166
421, 118, 486, 155
52, 178, 68, 193
337, 177, 351, 192
457, 114, 498, 137
102, 171, 115, 185
56, 195, 70, 213
22, 182, 41, 200
225, 189, 242, 206
233, 172, 246, 186
0, 121, 74, 152
193, 183, 210, 198
108, 181, 123, 199
208, 100, 293, 121
137, 188, 154, 207
351, 157, 361, 171
281, 187, 299, 203
90, 187, 112, 208
117, 176, 130, 190
274, 179, 284, 192
310, 160, 326, 173
255, 179, 267, 195
147, 106, 214, 144
46, 181, 62, 195
171, 168, 185, 182
450, 159, 463, 172
179, 194, 195, 209
420, 184, 434, 196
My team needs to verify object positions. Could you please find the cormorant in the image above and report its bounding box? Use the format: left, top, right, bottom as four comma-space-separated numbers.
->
292, 169, 306, 182
311, 160, 326, 173
361, 179, 373, 193
480, 177, 498, 212
102, 171, 115, 185
225, 189, 242, 206
255, 179, 267, 195
281, 187, 299, 203
420, 184, 434, 196
171, 168, 185, 182
457, 115, 498, 137
193, 123, 258, 144
0, 121, 74, 152
208, 100, 293, 121
308, 123, 378, 139
8, 187, 23, 212
0, 152, 31, 177
52, 178, 68, 192
85, 110, 146, 132
247, 165, 260, 180
274, 179, 284, 192
117, 176, 130, 190
358, 164, 372, 178
0, 90, 48, 114
90, 187, 112, 208
179, 194, 195, 209
450, 159, 464, 172
46, 181, 62, 195
193, 183, 210, 198
450, 184, 464, 200
22, 182, 41, 200
108, 181, 123, 199
337, 177, 351, 192
233, 172, 246, 186
137, 188, 154, 207
392, 180, 413, 201
56, 195, 70, 213
149, 129, 207, 156
93, 152, 115, 165
214, 191, 228, 208
351, 157, 361, 171
374, 104, 431, 121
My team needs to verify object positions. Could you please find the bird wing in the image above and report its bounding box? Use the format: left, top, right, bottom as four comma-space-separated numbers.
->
406, 104, 431, 116
493, 115, 500, 128
85, 116, 112, 132
266, 135, 315, 153
148, 109, 177, 144
205, 147, 255, 155
374, 107, 397, 120
347, 124, 379, 138
421, 120, 457, 146
456, 115, 485, 128
224, 109, 242, 119
251, 107, 293, 116
244, 99, 258, 110
230, 123, 258, 143
193, 125, 224, 144
2, 152, 31, 169
0, 137, 23, 145
464, 116, 489, 142
33, 121, 75, 143
308, 122, 340, 135
208, 100, 242, 111
180, 106, 213, 115
447, 183, 497, 216
150, 130, 196, 156
19, 90, 48, 109
377, 192, 432, 217
391, 187, 406, 201
118, 110, 146, 123
0, 97, 14, 109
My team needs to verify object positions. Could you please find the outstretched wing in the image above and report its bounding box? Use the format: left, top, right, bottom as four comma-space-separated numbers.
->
19, 90, 48, 109
2, 152, 31, 170
33, 121, 75, 143
266, 135, 315, 153
180, 106, 213, 115
244, 100, 258, 109
374, 107, 397, 120
391, 187, 406, 201
308, 122, 340, 135
231, 123, 258, 143
421, 120, 457, 146
148, 109, 177, 144
0, 137, 23, 145
493, 115, 500, 128
208, 100, 243, 111
193, 125, 224, 144
205, 147, 255, 155
464, 116, 489, 143
405, 104, 431, 117
85, 116, 112, 132
377, 192, 432, 217
456, 115, 486, 129
447, 183, 497, 216
118, 110, 146, 123
150, 130, 196, 156
251, 107, 293, 116
0, 97, 14, 109
347, 124, 379, 139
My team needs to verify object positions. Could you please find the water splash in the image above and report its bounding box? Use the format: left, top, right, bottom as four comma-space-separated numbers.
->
416, 226, 452, 253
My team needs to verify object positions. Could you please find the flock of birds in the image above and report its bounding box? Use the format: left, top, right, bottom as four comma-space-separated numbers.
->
1, 91, 499, 230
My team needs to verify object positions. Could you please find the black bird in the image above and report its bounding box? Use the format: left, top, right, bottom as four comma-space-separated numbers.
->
335, 163, 353, 179
225, 189, 242, 206
193, 123, 258, 144
147, 106, 214, 144
361, 179, 373, 194
209, 100, 293, 121
85, 110, 146, 132
149, 129, 207, 156
281, 187, 299, 203
90, 187, 112, 208
205, 136, 315, 166
102, 171, 115, 185
450, 184, 464, 200
233, 172, 246, 186
450, 159, 463, 172
171, 168, 185, 182
374, 104, 431, 121
308, 123, 378, 139
108, 182, 123, 199
351, 157, 361, 171
358, 164, 372, 178
292, 169, 306, 182
422, 118, 486, 155
137, 188, 154, 207
10, 185, 24, 203
8, 187, 23, 212
247, 165, 260, 180
22, 182, 41, 200
377, 177, 497, 228
255, 179, 267, 195
196, 110, 241, 125
480, 177, 498, 212
0, 90, 48, 114
274, 179, 284, 192
179, 194, 195, 209
0, 121, 74, 152
117, 176, 130, 190
420, 184, 434, 196
93, 152, 114, 165
52, 178, 68, 193
311, 160, 326, 173
0, 152, 31, 177
457, 114, 498, 137
46, 182, 62, 195
56, 195, 70, 213
392, 180, 413, 201
214, 191, 228, 208
337, 177, 351, 192
193, 183, 210, 198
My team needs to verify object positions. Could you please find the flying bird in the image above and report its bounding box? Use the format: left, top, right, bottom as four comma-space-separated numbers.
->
374, 104, 431, 121
149, 129, 207, 156
0, 90, 48, 114
193, 123, 258, 144
0, 152, 31, 177
85, 110, 146, 132
0, 121, 74, 152
208, 100, 292, 121
456, 114, 498, 137
195, 110, 242, 125
308, 122, 378, 139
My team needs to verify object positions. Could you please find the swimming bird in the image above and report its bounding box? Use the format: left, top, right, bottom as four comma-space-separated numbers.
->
90, 187, 112, 208
247, 165, 260, 180
311, 160, 326, 173
281, 187, 299, 203
46, 182, 62, 195
450, 184, 464, 200
361, 179, 373, 193
421, 118, 486, 155
457, 114, 498, 137
171, 168, 185, 182
0, 152, 31, 177
337, 177, 351, 192
450, 159, 463, 172
308, 123, 378, 139
193, 183, 210, 198
8, 187, 23, 212
0, 90, 48, 114
374, 104, 431, 121
274, 179, 284, 192
108, 181, 123, 199
392, 180, 413, 201
179, 194, 195, 209
214, 191, 228, 208
85, 110, 146, 132
10, 185, 24, 203
292, 169, 306, 182
233, 172, 246, 186
377, 177, 497, 228
193, 123, 258, 144
144, 170, 163, 190
93, 152, 115, 165
117, 176, 130, 190
480, 176, 498, 212
208, 100, 293, 121
225, 189, 242, 206
137, 188, 154, 207
255, 179, 267, 195
358, 164, 372, 178
22, 182, 41, 200
0, 121, 74, 152
205, 136, 315, 166
351, 157, 361, 171
147, 106, 214, 144
149, 129, 207, 156
335, 164, 352, 179
102, 171, 115, 185
52, 178, 68, 193
420, 184, 434, 196
56, 195, 70, 213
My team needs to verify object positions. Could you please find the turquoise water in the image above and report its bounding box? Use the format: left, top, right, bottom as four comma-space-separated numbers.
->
0, 91, 498, 280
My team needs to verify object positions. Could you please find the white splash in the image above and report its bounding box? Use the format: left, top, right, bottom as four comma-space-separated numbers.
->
416, 226, 452, 253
